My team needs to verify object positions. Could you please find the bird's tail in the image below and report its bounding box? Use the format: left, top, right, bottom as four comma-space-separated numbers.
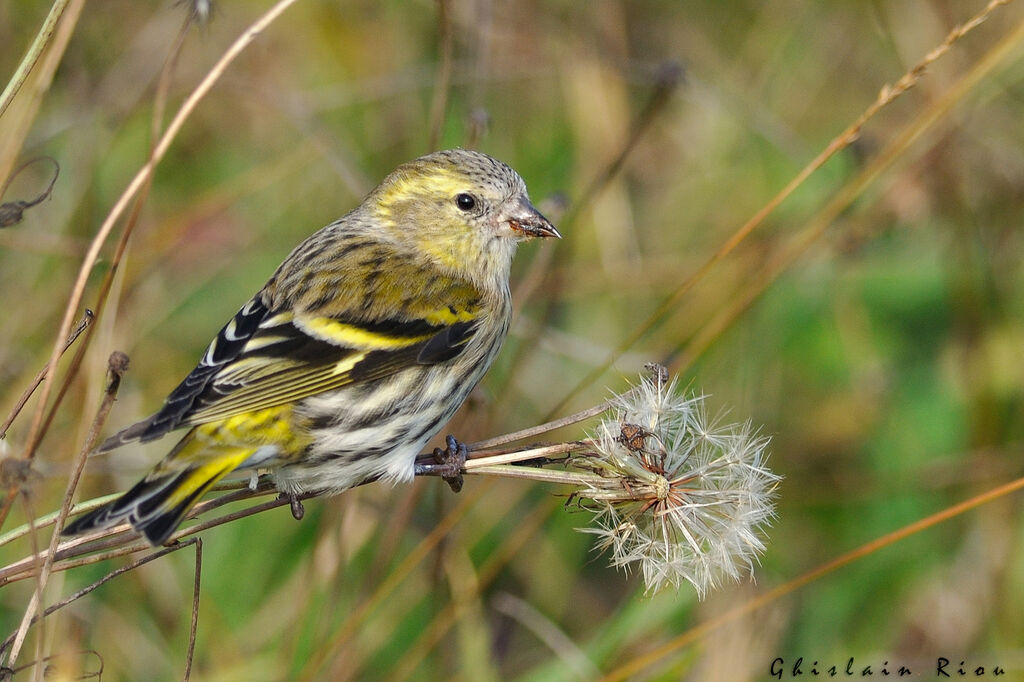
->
63, 436, 253, 546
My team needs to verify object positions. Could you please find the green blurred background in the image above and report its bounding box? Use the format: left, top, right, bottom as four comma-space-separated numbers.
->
3, 0, 1024, 679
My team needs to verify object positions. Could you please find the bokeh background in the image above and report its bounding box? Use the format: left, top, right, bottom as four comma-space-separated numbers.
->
3, 1, 1024, 679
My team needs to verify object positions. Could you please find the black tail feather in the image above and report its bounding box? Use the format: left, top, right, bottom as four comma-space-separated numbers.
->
63, 468, 212, 546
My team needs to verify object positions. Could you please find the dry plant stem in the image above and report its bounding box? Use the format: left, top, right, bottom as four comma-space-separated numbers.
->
468, 399, 615, 450
0, 485, 283, 585
600, 472, 1024, 682
182, 539, 203, 682
668, 9, 1024, 375
0, 496, 283, 587
465, 464, 600, 486
0, 0, 73, 120
427, 0, 454, 152
23, 43, 183, 527
18, 7, 201, 539
463, 441, 586, 468
0, 539, 198, 656
0, 494, 120, 550
0, 438, 590, 583
0, 309, 93, 439
546, 0, 1018, 419
0, 0, 82, 198
69, 2, 197, 363
18, 0, 302, 470
4, 353, 127, 668
15, 496, 44, 682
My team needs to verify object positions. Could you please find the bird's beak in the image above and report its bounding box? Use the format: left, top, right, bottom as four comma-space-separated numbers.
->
507, 197, 561, 240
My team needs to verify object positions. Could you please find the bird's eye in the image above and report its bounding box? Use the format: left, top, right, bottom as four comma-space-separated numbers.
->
454, 193, 476, 211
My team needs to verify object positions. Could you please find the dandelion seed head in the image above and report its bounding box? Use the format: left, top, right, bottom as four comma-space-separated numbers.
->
577, 368, 780, 598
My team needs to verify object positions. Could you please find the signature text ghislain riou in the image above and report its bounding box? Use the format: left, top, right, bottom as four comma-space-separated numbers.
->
769, 657, 1005, 678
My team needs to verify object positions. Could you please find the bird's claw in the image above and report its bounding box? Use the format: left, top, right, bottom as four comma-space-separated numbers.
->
415, 434, 467, 493
278, 493, 305, 520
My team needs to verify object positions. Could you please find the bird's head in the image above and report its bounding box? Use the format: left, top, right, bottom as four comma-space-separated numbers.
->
369, 149, 559, 290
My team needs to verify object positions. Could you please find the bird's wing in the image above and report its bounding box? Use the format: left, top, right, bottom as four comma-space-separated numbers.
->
99, 290, 482, 452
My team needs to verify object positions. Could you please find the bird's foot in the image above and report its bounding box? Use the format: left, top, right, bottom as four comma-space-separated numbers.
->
414, 435, 467, 493
277, 492, 305, 520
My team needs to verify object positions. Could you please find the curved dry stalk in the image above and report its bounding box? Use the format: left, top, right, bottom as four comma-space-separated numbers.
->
0, 438, 586, 587
0, 0, 83, 229
0, 309, 92, 440
0, 1, 73, 120
668, 7, 1024, 375
4, 353, 127, 668
183, 538, 203, 682
17, 0, 302, 477
468, 401, 616, 450
546, 0, 1020, 419
599, 473, 1024, 682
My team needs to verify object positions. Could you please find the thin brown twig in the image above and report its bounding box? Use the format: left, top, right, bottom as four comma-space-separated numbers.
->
45, 5, 200, 427
4, 352, 128, 668
0, 309, 93, 439
2, 650, 103, 681
0, 484, 280, 585
0, 432, 596, 587
13, 9, 203, 567
545, 0, 1017, 419
15, 495, 44, 682
182, 538, 203, 682
12, 10, 247, 478
0, 539, 198, 656
467, 399, 614, 450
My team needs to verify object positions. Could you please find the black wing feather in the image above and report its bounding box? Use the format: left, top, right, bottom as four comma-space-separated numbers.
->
416, 320, 477, 364
138, 298, 276, 442
100, 302, 480, 452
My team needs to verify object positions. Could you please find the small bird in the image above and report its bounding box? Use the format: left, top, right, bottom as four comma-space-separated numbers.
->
64, 149, 559, 545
